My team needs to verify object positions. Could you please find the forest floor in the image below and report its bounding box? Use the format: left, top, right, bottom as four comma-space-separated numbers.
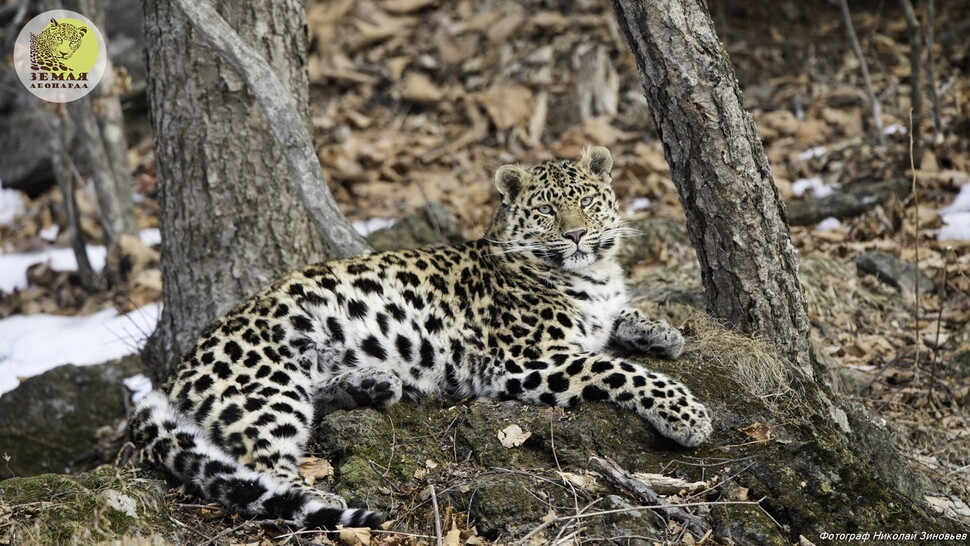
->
1, 0, 969, 543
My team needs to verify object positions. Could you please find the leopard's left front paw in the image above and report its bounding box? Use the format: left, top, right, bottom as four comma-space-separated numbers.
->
613, 312, 685, 359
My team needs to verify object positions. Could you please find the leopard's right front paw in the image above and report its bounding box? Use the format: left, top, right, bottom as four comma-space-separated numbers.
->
663, 403, 713, 447
635, 375, 712, 447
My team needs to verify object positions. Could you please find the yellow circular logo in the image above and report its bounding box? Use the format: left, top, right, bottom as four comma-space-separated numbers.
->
14, 10, 107, 102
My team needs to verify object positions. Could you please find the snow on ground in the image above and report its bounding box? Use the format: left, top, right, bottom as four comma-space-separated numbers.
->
938, 184, 970, 241
797, 146, 828, 160
0, 187, 26, 225
0, 227, 163, 396
0, 228, 160, 293
123, 373, 153, 403
791, 177, 839, 198
0, 302, 161, 396
352, 217, 395, 235
816, 217, 843, 231
626, 197, 652, 215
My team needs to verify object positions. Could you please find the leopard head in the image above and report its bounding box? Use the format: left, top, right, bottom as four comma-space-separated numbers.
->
486, 147, 622, 271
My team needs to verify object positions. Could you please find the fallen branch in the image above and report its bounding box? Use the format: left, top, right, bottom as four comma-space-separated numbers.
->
168, 0, 372, 259
588, 456, 708, 537
784, 178, 909, 226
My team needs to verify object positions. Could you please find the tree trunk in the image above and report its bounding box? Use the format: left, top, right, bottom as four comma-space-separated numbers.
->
610, 0, 821, 381
141, 0, 328, 381
608, 1, 955, 540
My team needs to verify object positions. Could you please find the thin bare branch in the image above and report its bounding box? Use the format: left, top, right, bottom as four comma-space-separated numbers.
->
899, 0, 923, 168
922, 0, 942, 141
838, 0, 886, 145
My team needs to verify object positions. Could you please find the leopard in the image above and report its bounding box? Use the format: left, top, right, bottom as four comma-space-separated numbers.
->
130, 146, 713, 530
30, 18, 88, 73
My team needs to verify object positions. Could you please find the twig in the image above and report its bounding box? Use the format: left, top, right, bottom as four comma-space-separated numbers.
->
167, 0, 371, 259
837, 0, 886, 144
588, 456, 708, 537
429, 484, 443, 546
169, 516, 218, 543
899, 0, 923, 168
908, 108, 921, 381
557, 500, 758, 522
922, 0, 942, 141
929, 247, 953, 404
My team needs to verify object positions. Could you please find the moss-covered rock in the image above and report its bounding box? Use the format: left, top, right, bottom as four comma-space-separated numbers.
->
0, 466, 176, 544
313, 310, 963, 543
0, 356, 146, 479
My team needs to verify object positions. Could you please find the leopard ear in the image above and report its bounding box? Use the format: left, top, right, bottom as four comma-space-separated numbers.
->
50, 18, 59, 26
78, 26, 88, 35
494, 165, 529, 201
579, 146, 613, 183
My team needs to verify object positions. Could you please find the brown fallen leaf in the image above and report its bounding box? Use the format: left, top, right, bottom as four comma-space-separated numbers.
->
497, 424, 531, 448
478, 85, 533, 130
738, 421, 772, 442
298, 457, 335, 486
400, 72, 445, 104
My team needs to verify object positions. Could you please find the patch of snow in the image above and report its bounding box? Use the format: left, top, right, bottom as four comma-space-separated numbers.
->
883, 124, 907, 135
0, 187, 26, 225
0, 228, 160, 293
937, 211, 970, 241
140, 227, 161, 247
791, 177, 839, 198
39, 224, 60, 241
626, 197, 651, 215
798, 146, 827, 160
816, 217, 842, 231
123, 373, 154, 403
352, 218, 395, 235
938, 184, 970, 241
0, 303, 161, 396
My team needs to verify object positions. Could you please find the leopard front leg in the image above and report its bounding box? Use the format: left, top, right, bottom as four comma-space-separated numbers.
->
611, 308, 685, 359
498, 352, 712, 447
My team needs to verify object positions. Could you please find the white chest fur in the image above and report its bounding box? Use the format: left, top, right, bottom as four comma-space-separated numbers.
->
566, 262, 626, 352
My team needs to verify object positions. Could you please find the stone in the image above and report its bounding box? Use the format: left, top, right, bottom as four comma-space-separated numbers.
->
0, 356, 145, 479
854, 250, 935, 295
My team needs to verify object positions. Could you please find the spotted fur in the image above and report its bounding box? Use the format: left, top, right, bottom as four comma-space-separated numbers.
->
130, 147, 712, 530
30, 18, 88, 73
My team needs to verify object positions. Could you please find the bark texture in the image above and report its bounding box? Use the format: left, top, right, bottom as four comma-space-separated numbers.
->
142, 0, 328, 380
169, 0, 371, 258
610, 0, 821, 380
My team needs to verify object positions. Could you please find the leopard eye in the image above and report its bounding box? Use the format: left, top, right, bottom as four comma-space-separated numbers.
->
536, 204, 554, 215
580, 196, 593, 207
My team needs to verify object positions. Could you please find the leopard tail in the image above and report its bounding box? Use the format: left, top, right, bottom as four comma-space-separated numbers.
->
130, 391, 382, 529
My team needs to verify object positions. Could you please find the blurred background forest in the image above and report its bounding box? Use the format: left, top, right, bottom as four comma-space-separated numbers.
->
0, 0, 969, 540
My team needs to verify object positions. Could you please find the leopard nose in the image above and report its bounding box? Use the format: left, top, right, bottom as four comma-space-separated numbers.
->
563, 229, 587, 243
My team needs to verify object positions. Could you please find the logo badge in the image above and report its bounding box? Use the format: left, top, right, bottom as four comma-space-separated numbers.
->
13, 10, 107, 103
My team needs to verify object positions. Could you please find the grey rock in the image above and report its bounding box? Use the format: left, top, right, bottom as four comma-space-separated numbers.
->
365, 201, 463, 252
854, 250, 935, 295
0, 356, 145, 479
